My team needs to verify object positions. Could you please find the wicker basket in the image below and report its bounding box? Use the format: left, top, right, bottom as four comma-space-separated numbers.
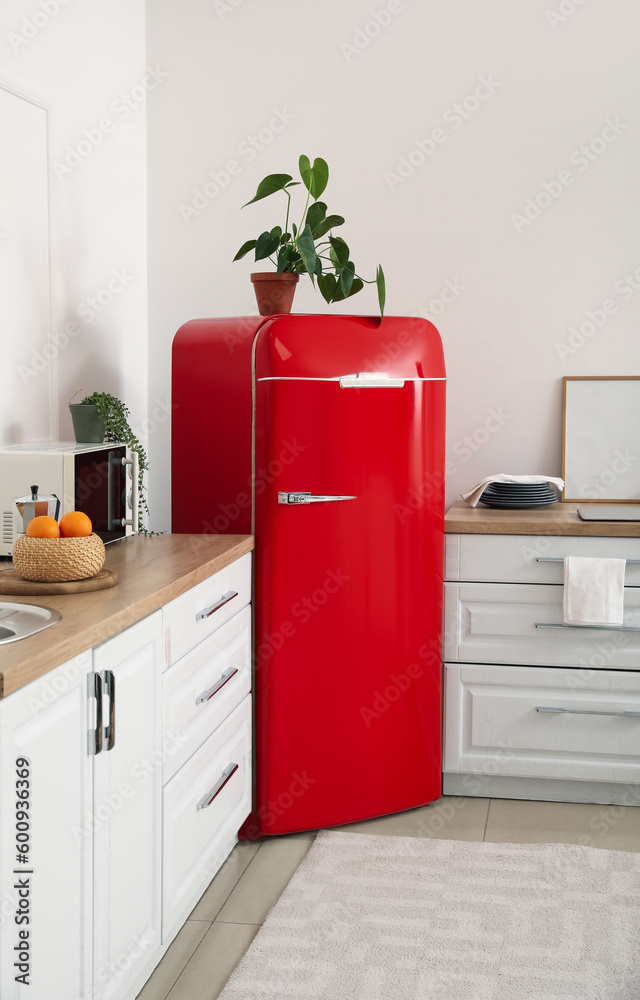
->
13, 532, 106, 582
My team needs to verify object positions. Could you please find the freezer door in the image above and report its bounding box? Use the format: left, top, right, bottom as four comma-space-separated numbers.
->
251, 376, 445, 835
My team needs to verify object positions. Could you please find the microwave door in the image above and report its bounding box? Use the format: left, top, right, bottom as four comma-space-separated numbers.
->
74, 446, 126, 543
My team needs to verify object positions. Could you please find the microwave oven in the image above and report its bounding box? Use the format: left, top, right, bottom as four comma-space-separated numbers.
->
0, 441, 138, 557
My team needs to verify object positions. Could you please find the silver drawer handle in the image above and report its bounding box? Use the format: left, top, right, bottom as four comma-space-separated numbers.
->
535, 622, 640, 632
196, 590, 238, 620
196, 667, 238, 705
197, 762, 239, 811
278, 492, 356, 505
536, 706, 640, 718
536, 557, 640, 564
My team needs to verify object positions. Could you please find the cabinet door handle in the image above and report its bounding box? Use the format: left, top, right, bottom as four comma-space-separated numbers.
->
536, 706, 640, 718
196, 667, 238, 705
103, 670, 116, 751
197, 762, 239, 811
535, 557, 640, 564
534, 622, 640, 632
88, 672, 103, 757
196, 591, 238, 620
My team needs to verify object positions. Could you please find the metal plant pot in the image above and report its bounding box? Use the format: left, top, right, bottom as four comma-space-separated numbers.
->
69, 404, 106, 443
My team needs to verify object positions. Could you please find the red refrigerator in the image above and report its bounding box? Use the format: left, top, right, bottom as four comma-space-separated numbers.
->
172, 314, 446, 836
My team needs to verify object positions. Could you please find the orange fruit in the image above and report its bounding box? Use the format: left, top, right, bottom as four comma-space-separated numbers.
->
59, 511, 93, 537
26, 515, 61, 538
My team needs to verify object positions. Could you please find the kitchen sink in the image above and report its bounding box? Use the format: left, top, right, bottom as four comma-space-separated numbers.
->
0, 602, 62, 644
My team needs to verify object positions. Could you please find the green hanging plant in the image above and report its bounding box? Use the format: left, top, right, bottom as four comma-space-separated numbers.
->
234, 155, 386, 316
76, 390, 150, 532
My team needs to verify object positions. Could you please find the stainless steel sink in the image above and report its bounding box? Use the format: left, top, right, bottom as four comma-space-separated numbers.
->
0, 602, 62, 644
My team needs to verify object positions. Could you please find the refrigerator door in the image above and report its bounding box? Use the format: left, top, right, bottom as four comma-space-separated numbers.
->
250, 372, 445, 835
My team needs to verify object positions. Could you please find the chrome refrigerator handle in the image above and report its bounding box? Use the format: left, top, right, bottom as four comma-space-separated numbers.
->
278, 492, 357, 505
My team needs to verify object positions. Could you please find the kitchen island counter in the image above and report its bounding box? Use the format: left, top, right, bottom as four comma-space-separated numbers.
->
0, 532, 254, 697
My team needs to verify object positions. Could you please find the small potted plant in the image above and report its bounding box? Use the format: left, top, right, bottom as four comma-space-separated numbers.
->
68, 389, 149, 529
234, 155, 385, 316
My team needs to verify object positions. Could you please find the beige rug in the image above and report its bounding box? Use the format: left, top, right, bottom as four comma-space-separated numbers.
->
218, 830, 640, 999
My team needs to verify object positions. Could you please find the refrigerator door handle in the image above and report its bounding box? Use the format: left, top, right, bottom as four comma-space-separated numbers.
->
339, 372, 405, 388
278, 492, 357, 505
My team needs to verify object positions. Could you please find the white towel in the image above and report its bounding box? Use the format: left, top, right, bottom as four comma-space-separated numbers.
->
563, 556, 626, 627
461, 474, 565, 508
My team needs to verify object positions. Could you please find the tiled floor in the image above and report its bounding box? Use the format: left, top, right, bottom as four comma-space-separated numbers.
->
136, 794, 640, 999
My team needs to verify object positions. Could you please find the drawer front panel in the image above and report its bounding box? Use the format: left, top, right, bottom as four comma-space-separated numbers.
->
162, 695, 251, 940
444, 662, 640, 783
445, 533, 640, 585
163, 607, 251, 783
163, 552, 251, 667
444, 582, 640, 669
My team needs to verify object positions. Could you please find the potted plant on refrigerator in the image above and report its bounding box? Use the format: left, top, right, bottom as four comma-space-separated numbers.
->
233, 155, 385, 317
68, 389, 150, 529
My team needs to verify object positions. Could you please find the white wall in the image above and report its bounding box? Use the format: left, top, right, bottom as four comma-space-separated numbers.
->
147, 0, 640, 528
0, 0, 148, 451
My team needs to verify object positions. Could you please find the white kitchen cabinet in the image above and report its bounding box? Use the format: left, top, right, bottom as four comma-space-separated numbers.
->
0, 651, 93, 1000
0, 548, 252, 999
443, 528, 640, 805
162, 552, 251, 668
162, 696, 251, 938
92, 612, 163, 1000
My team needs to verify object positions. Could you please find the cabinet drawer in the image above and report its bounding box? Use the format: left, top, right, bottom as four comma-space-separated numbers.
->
163, 607, 251, 783
445, 533, 640, 585
163, 552, 251, 667
162, 695, 251, 940
444, 662, 640, 784
444, 581, 640, 670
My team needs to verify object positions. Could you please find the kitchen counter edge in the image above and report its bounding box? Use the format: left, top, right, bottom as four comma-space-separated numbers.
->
445, 500, 640, 536
0, 533, 254, 699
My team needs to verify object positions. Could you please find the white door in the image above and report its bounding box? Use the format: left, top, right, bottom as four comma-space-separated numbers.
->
92, 612, 163, 1000
0, 651, 93, 1000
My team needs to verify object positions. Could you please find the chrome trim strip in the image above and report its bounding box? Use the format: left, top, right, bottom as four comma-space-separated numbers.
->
256, 376, 447, 382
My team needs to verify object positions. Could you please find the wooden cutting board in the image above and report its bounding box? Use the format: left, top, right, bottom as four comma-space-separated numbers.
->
0, 568, 118, 596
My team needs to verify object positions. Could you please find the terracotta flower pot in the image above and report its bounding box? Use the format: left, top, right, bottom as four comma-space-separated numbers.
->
251, 272, 299, 315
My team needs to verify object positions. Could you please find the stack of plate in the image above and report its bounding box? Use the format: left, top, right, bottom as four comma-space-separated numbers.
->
479, 481, 558, 509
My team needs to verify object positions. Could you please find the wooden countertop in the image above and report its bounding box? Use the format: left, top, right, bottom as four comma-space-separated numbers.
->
445, 500, 640, 537
0, 533, 254, 698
